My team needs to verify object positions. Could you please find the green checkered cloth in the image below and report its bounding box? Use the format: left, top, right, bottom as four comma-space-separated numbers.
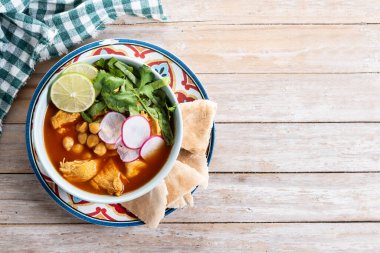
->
0, 0, 166, 135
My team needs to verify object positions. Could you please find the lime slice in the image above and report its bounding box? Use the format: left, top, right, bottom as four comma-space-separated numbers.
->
62, 62, 98, 80
50, 73, 95, 113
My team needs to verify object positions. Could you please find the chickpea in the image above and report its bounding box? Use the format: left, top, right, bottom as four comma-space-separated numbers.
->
78, 133, 88, 145
82, 152, 92, 160
86, 134, 99, 148
93, 143, 107, 156
76, 122, 88, 133
105, 143, 116, 150
71, 143, 84, 154
62, 136, 74, 151
89, 122, 101, 134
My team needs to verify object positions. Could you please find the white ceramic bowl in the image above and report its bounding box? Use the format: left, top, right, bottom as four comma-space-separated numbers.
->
31, 55, 183, 204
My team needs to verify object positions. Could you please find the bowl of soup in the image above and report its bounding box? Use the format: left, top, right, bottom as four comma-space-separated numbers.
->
30, 55, 183, 204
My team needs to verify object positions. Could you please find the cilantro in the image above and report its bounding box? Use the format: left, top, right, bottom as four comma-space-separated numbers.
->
85, 57, 176, 145
137, 65, 155, 88
92, 70, 110, 96
93, 58, 106, 69
80, 111, 92, 123
86, 101, 107, 119
150, 77, 170, 90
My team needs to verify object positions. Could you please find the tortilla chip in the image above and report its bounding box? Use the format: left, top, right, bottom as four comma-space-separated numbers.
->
121, 181, 168, 228
180, 100, 217, 154
178, 149, 209, 189
167, 193, 194, 208
165, 160, 204, 206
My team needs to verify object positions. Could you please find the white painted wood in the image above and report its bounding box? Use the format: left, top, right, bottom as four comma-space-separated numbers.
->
4, 1, 380, 250
31, 24, 380, 75
3, 173, 380, 223
4, 123, 380, 173
114, 0, 380, 24
8, 73, 380, 123
3, 223, 380, 252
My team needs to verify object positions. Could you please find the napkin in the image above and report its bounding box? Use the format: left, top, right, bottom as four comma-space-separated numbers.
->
0, 0, 166, 135
122, 100, 217, 228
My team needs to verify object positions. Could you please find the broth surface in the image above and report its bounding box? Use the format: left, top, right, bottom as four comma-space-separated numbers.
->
43, 103, 171, 195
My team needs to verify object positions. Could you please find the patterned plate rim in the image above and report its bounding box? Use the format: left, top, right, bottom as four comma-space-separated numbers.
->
25, 39, 215, 227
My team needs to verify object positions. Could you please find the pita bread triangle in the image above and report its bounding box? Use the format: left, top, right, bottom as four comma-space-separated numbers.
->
180, 100, 217, 154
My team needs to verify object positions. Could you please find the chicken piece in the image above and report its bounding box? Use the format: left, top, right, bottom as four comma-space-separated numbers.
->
140, 111, 161, 135
51, 110, 80, 130
76, 122, 88, 133
90, 159, 124, 196
125, 159, 148, 178
59, 159, 99, 183
57, 128, 68, 135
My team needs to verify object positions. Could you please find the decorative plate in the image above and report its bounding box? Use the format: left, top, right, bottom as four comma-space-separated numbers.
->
26, 39, 215, 227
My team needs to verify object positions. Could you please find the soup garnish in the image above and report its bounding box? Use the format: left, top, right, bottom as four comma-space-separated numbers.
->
45, 58, 175, 196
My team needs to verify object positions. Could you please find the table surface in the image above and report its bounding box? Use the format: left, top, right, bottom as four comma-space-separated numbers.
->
3, 0, 380, 252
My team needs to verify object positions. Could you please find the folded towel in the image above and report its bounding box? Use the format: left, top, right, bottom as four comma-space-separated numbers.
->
0, 0, 166, 135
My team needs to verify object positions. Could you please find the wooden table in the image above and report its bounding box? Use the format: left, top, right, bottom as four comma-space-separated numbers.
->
3, 1, 380, 252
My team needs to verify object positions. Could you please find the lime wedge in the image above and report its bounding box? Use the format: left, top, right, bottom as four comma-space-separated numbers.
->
50, 73, 95, 113
62, 62, 98, 80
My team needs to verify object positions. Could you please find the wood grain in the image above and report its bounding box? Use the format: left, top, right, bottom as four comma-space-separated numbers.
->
114, 0, 380, 24
4, 1, 380, 251
31, 24, 380, 75
3, 223, 380, 253
4, 223, 380, 253
0, 224, 246, 252
3, 173, 380, 224
4, 123, 380, 174
0, 125, 30, 174
7, 73, 380, 124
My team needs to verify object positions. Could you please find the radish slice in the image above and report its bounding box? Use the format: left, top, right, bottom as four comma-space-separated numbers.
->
140, 135, 165, 161
116, 140, 140, 162
99, 112, 126, 144
121, 115, 151, 149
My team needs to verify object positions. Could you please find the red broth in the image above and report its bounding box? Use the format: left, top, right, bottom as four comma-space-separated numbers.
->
43, 103, 171, 195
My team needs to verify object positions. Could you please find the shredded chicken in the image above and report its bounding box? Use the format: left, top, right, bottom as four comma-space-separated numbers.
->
59, 159, 99, 182
51, 110, 80, 129
90, 159, 124, 196
125, 159, 148, 178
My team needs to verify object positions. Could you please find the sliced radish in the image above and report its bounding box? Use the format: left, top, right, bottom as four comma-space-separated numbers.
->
116, 142, 140, 162
99, 112, 126, 144
121, 115, 151, 149
140, 135, 165, 161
